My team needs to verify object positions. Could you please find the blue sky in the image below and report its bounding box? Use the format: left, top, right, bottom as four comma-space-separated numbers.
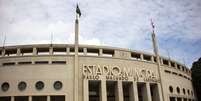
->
0, 0, 201, 68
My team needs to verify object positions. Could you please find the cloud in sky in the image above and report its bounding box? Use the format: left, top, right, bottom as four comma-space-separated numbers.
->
0, 0, 201, 67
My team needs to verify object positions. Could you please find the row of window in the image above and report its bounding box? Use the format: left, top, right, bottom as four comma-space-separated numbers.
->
164, 70, 191, 81
169, 86, 193, 96
1, 61, 66, 66
0, 96, 65, 101
1, 81, 63, 92
169, 97, 194, 101
0, 46, 190, 75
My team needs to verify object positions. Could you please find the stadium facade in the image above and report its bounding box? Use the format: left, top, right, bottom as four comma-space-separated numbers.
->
0, 6, 196, 101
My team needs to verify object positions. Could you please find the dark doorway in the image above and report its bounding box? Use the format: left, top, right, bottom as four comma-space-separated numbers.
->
0, 97, 11, 101
89, 81, 100, 101
107, 81, 117, 101
50, 96, 65, 101
14, 96, 28, 101
32, 96, 47, 101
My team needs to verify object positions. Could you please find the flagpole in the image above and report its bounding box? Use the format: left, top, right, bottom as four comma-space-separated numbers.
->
74, 4, 80, 101
151, 19, 165, 101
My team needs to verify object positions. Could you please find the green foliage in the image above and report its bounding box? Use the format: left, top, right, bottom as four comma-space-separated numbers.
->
191, 57, 201, 100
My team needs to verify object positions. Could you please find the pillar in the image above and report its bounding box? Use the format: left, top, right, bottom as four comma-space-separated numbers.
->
160, 58, 163, 65
132, 82, 139, 101
11, 96, 14, 101
147, 83, 152, 101
47, 96, 50, 101
29, 96, 32, 101
83, 79, 89, 101
84, 48, 87, 55
101, 80, 107, 101
117, 81, 123, 101
1, 49, 5, 57
17, 48, 21, 56
33, 47, 37, 55
143, 83, 152, 101
140, 54, 144, 60
157, 83, 163, 101
151, 56, 155, 62
49, 47, 53, 55
99, 49, 103, 56
66, 47, 70, 55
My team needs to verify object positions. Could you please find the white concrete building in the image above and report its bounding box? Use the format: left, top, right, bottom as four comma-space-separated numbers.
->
0, 44, 196, 101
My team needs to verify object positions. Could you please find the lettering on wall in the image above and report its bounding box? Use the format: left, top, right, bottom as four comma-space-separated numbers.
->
82, 64, 160, 82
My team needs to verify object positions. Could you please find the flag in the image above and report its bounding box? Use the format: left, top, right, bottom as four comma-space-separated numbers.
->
76, 4, 81, 17
151, 19, 155, 29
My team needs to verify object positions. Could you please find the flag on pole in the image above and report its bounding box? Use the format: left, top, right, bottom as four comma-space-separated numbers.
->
151, 19, 155, 29
76, 4, 81, 17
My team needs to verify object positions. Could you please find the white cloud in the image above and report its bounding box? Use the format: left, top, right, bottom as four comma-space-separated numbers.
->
0, 0, 201, 67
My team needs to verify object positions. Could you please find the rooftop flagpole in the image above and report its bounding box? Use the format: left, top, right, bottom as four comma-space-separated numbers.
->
151, 19, 165, 101
74, 3, 81, 101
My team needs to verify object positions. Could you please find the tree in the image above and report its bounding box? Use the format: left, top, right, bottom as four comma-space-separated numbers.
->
191, 57, 201, 101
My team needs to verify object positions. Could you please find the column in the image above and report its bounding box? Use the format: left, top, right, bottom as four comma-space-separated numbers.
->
83, 48, 87, 55
168, 61, 171, 67
29, 96, 32, 101
99, 49, 103, 56
11, 96, 14, 101
1, 49, 5, 57
47, 96, 50, 101
49, 47, 53, 64
117, 81, 123, 101
140, 54, 144, 60
17, 48, 21, 56
66, 47, 70, 55
33, 47, 37, 55
143, 83, 152, 101
157, 83, 163, 101
174, 63, 177, 69
32, 47, 37, 64
132, 82, 139, 101
101, 80, 107, 101
151, 56, 155, 62
83, 79, 89, 101
49, 47, 53, 55
65, 95, 67, 101
160, 58, 163, 65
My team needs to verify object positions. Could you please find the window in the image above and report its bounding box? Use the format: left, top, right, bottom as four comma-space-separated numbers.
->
0, 97, 11, 101
54, 81, 63, 90
35, 61, 48, 64
50, 96, 65, 101
35, 81, 44, 91
52, 61, 66, 64
169, 86, 173, 93
187, 89, 190, 95
18, 62, 32, 65
14, 96, 28, 101
18, 81, 27, 91
176, 87, 180, 94
32, 96, 47, 101
183, 88, 186, 95
1, 82, 9, 92
2, 62, 15, 66
169, 97, 176, 101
